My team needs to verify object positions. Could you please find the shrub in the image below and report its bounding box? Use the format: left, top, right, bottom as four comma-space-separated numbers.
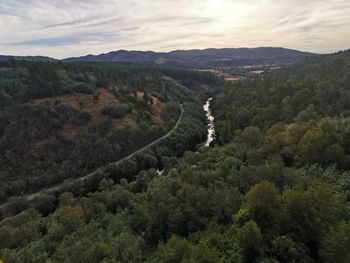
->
63, 82, 96, 94
101, 103, 132, 118
70, 111, 92, 125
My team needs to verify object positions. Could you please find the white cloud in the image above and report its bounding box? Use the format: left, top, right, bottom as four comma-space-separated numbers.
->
0, 0, 349, 58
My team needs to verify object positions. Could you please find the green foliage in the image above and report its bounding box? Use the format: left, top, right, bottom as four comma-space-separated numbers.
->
101, 102, 132, 118
0, 61, 214, 203
162, 102, 182, 129
151, 235, 220, 263
270, 236, 312, 263
320, 221, 350, 263
70, 110, 92, 125
63, 82, 96, 94
2, 51, 350, 263
238, 220, 262, 263
0, 209, 43, 249
152, 235, 192, 263
242, 181, 281, 232
214, 50, 350, 142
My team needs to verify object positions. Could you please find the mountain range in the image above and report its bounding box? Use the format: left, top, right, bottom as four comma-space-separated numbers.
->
1, 47, 314, 68
0, 55, 57, 63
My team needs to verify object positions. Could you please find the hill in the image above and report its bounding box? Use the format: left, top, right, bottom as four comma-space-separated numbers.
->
0, 55, 57, 62
64, 47, 313, 68
0, 61, 218, 204
0, 47, 314, 68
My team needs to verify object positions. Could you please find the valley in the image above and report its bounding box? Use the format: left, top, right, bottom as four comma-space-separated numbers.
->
0, 61, 218, 205
1, 49, 350, 263
1, 0, 350, 261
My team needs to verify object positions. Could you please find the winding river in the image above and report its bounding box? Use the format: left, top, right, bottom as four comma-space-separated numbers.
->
203, 98, 215, 146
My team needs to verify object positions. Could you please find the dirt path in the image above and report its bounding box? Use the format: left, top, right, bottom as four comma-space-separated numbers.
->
1, 105, 184, 206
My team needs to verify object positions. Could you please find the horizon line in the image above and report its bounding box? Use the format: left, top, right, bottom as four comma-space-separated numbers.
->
1, 46, 347, 60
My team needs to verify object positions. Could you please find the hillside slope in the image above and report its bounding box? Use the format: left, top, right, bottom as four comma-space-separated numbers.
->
0, 61, 218, 203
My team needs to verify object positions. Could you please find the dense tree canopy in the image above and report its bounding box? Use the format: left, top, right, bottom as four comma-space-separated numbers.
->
0, 61, 217, 202
1, 51, 350, 262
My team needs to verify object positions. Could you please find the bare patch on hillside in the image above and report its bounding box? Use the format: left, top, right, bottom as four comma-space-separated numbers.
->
152, 97, 165, 124
31, 88, 165, 137
135, 91, 164, 125
32, 88, 137, 136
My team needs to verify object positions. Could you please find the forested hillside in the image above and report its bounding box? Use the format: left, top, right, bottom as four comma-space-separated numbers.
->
0, 61, 218, 203
1, 51, 350, 263
214, 50, 350, 168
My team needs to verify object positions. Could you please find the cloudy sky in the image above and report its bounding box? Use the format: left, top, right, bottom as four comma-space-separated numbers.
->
0, 0, 349, 58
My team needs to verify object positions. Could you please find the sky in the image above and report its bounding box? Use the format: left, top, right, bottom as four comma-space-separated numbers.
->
0, 0, 349, 59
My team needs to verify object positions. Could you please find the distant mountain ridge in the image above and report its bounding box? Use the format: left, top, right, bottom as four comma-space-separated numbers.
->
0, 55, 57, 62
1, 47, 314, 68
64, 47, 313, 67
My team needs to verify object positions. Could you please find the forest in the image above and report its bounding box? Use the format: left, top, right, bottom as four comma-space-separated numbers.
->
0, 51, 350, 263
0, 60, 218, 203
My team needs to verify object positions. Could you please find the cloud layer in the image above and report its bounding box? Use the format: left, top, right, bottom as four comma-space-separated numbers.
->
0, 0, 349, 58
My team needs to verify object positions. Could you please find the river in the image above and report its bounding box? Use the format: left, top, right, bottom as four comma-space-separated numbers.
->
203, 98, 215, 146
